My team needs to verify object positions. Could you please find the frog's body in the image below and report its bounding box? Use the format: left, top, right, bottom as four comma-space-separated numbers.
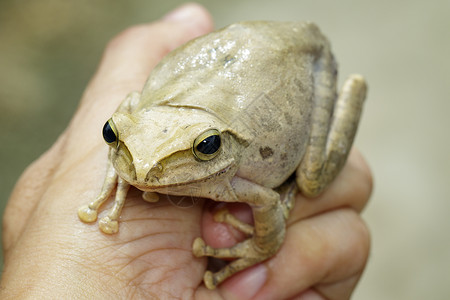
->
78, 21, 367, 289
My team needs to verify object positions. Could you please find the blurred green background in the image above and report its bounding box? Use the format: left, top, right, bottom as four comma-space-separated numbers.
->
1, 0, 449, 298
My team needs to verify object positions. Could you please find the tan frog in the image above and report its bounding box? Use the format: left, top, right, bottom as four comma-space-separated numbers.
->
78, 21, 367, 289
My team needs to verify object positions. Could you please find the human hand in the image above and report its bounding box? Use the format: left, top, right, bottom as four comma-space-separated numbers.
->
1, 3, 372, 299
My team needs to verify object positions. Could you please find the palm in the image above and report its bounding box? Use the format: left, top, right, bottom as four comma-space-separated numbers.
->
74, 175, 210, 297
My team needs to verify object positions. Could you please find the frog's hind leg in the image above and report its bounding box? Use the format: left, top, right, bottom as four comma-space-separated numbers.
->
297, 74, 367, 197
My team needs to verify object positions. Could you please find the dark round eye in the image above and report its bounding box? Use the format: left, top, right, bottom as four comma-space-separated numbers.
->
193, 129, 221, 160
197, 135, 221, 154
102, 119, 118, 146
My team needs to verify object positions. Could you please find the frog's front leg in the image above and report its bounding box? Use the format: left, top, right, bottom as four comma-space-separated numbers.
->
78, 155, 131, 234
211, 177, 298, 235
98, 177, 130, 234
78, 91, 140, 232
193, 177, 286, 289
297, 74, 367, 196
78, 158, 117, 223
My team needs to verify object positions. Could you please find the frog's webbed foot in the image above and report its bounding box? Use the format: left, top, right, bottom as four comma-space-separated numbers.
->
195, 181, 299, 289
297, 74, 367, 197
193, 237, 269, 289
78, 160, 130, 234
192, 207, 258, 289
98, 177, 130, 234
98, 216, 118, 234
78, 205, 99, 223
142, 191, 160, 203
194, 177, 286, 289
78, 161, 117, 223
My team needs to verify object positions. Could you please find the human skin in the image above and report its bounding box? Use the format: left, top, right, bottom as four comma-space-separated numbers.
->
0, 3, 372, 300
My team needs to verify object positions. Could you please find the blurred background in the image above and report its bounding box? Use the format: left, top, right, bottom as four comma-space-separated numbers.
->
1, 0, 449, 298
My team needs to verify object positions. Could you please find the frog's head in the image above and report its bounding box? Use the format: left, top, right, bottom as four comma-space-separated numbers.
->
102, 107, 246, 192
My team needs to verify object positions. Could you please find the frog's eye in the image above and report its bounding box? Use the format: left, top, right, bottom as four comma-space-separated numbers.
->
193, 129, 221, 161
103, 119, 118, 147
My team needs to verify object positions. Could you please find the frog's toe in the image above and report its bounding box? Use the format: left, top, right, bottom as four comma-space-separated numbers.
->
203, 271, 217, 290
213, 208, 231, 223
99, 216, 118, 234
213, 208, 254, 235
192, 237, 207, 257
142, 191, 159, 202
78, 205, 98, 223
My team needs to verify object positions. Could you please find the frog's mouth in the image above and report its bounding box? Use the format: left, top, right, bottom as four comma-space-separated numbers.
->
130, 164, 234, 192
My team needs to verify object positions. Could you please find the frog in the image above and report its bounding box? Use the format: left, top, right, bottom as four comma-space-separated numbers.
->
78, 21, 367, 290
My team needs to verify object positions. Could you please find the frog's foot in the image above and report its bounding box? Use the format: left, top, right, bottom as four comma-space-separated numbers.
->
192, 237, 270, 289
96, 177, 130, 234
194, 177, 286, 289
213, 208, 254, 236
142, 191, 159, 203
78, 205, 98, 223
201, 257, 260, 289
99, 215, 119, 234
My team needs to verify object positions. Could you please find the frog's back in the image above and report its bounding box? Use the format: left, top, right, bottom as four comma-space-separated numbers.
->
139, 21, 334, 187
139, 21, 331, 116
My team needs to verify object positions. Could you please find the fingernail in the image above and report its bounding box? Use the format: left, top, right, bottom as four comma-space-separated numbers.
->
223, 264, 268, 299
163, 3, 201, 23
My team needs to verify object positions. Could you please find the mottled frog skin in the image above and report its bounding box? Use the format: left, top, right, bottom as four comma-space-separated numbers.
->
78, 21, 367, 289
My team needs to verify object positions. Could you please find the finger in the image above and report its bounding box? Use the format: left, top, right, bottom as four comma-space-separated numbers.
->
219, 208, 370, 300
301, 273, 362, 300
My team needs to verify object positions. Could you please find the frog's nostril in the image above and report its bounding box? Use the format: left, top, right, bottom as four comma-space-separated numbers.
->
145, 162, 163, 183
